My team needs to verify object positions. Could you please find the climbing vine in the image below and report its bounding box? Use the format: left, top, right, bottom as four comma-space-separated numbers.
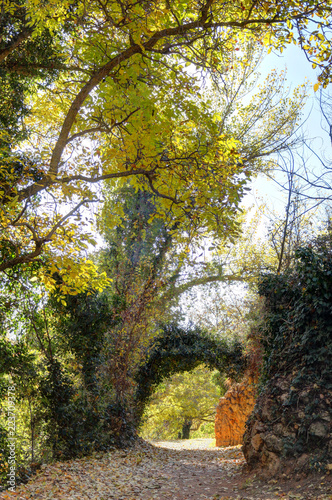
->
258, 232, 332, 387
134, 323, 246, 424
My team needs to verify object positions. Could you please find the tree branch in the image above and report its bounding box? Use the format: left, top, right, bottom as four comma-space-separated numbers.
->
65, 107, 140, 144
0, 28, 33, 63
45, 198, 97, 241
57, 167, 156, 185
15, 5, 324, 203
4, 62, 91, 75
0, 199, 97, 272
164, 272, 258, 301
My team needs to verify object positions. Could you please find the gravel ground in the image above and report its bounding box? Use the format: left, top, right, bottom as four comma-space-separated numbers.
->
152, 438, 216, 450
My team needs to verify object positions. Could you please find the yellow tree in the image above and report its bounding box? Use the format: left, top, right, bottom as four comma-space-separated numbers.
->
140, 365, 222, 440
1, 0, 331, 291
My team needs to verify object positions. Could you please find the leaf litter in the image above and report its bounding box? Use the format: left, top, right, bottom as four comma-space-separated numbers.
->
0, 439, 331, 500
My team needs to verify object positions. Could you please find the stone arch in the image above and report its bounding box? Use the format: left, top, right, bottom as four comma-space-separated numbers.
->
134, 323, 246, 426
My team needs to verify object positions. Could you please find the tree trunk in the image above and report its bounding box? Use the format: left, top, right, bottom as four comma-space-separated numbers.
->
181, 418, 192, 439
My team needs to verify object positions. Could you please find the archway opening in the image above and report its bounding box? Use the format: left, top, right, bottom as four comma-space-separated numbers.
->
139, 363, 227, 441
134, 323, 247, 442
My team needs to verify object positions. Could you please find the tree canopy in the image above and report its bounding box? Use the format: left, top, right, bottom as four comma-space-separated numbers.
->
1, 0, 331, 291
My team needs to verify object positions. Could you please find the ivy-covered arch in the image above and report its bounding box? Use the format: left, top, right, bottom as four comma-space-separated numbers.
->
134, 323, 246, 423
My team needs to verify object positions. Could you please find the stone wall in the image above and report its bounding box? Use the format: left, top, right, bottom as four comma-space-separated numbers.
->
215, 377, 257, 447
243, 373, 332, 476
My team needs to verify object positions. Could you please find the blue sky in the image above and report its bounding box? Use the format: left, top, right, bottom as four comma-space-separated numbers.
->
244, 42, 331, 224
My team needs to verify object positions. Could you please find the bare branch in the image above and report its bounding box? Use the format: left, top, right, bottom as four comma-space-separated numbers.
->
45, 198, 98, 241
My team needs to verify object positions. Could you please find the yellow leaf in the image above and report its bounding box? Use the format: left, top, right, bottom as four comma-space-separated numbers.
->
313, 82, 320, 92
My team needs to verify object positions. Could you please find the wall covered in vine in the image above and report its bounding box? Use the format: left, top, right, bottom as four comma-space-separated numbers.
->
243, 232, 332, 474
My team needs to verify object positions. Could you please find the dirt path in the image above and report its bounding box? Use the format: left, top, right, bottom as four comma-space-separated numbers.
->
1, 439, 331, 500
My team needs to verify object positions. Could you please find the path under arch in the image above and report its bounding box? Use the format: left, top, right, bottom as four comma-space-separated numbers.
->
2, 439, 331, 499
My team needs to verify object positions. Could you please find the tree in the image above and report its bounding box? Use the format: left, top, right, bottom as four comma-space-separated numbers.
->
0, 0, 62, 144
159, 204, 278, 318
139, 364, 224, 440
0, 0, 331, 288
319, 88, 332, 144
0, 181, 246, 460
16, 186, 184, 459
96, 186, 180, 406
268, 180, 318, 274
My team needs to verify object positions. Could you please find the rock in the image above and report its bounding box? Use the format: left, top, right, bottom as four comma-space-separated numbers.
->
215, 376, 257, 447
309, 421, 327, 437
320, 411, 331, 422
251, 433, 263, 451
264, 433, 283, 453
252, 421, 265, 435
261, 400, 273, 420
296, 453, 309, 471
275, 379, 289, 391
273, 424, 295, 439
274, 424, 284, 436
280, 393, 289, 404
299, 390, 310, 404
261, 450, 281, 475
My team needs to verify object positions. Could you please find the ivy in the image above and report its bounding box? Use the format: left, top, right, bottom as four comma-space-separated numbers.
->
258, 231, 332, 390
134, 323, 246, 424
